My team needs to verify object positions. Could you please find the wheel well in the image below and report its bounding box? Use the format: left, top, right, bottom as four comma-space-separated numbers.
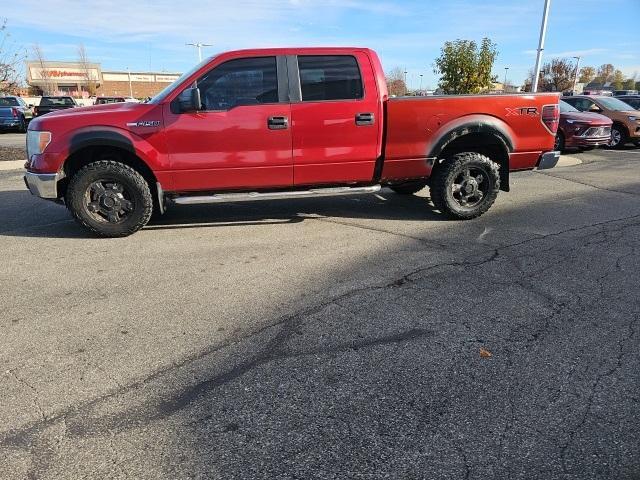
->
59, 146, 157, 197
612, 122, 629, 135
434, 132, 510, 192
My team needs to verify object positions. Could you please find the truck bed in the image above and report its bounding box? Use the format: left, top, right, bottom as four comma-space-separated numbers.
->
382, 93, 560, 180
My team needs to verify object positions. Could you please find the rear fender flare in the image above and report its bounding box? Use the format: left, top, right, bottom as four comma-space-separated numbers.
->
427, 115, 515, 159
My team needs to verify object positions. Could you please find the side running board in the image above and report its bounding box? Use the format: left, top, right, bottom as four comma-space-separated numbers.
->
172, 185, 381, 205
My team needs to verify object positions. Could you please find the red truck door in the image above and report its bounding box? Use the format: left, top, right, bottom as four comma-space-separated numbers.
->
164, 56, 292, 191
290, 53, 382, 185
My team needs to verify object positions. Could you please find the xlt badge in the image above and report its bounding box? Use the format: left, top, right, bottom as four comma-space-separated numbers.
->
126, 120, 160, 127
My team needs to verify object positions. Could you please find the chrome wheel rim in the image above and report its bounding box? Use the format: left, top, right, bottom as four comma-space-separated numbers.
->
610, 129, 621, 146
84, 180, 135, 224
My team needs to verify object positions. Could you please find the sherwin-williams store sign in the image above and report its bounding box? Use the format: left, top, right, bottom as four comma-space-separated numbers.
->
27, 62, 101, 84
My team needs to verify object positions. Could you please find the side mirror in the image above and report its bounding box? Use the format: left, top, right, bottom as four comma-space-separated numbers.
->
28, 104, 34, 108
589, 105, 602, 113
176, 87, 202, 113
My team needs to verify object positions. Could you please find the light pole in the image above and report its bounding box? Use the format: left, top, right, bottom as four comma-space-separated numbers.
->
572, 56, 581, 94
503, 67, 509, 92
419, 74, 423, 93
127, 67, 133, 98
532, 0, 552, 92
403, 70, 408, 94
186, 42, 212, 62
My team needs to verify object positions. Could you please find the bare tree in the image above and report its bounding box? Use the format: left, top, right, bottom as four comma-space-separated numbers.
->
0, 19, 26, 94
385, 67, 407, 96
32, 44, 54, 95
524, 58, 576, 92
77, 44, 97, 96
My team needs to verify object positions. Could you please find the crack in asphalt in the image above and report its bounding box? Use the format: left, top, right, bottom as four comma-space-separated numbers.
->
536, 171, 640, 197
559, 282, 639, 475
7, 369, 47, 423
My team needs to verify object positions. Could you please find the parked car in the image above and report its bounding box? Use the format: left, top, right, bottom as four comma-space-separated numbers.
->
24, 47, 560, 237
0, 96, 33, 132
94, 97, 139, 105
562, 95, 640, 148
33, 96, 78, 117
614, 95, 640, 110
613, 90, 638, 96
555, 100, 612, 151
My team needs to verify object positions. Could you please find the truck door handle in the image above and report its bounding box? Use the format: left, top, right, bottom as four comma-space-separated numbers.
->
355, 112, 374, 126
268, 116, 288, 130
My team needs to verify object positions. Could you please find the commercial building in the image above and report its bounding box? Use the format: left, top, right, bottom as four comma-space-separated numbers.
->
26, 61, 181, 99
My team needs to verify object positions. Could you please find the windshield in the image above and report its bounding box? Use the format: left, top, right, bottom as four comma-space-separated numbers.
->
40, 97, 75, 106
0, 97, 19, 107
597, 96, 636, 111
148, 55, 217, 104
560, 100, 579, 113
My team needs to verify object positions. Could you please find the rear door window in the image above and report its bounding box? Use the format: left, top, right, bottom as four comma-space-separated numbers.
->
0, 97, 19, 106
40, 97, 75, 106
298, 55, 363, 101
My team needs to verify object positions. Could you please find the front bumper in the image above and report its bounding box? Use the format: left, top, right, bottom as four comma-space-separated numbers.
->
0, 119, 21, 129
24, 171, 59, 199
537, 151, 560, 170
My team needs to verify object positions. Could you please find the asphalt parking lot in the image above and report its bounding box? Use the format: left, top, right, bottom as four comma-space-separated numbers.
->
1, 147, 639, 479
0, 132, 26, 148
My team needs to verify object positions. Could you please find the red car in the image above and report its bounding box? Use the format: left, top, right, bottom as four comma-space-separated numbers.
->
555, 100, 612, 151
24, 47, 560, 237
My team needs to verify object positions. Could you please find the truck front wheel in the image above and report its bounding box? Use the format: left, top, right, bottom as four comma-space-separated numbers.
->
429, 152, 500, 220
65, 160, 153, 237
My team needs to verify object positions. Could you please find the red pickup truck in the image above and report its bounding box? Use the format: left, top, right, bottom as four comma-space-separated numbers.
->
24, 47, 560, 237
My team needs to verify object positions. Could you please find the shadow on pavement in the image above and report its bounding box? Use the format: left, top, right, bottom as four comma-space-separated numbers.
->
0, 188, 445, 238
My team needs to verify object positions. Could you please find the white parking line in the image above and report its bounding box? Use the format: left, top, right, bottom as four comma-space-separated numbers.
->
0, 160, 26, 171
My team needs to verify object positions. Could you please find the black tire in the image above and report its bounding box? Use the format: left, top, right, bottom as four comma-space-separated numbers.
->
18, 116, 27, 133
609, 124, 628, 149
65, 160, 153, 237
389, 181, 427, 195
429, 152, 500, 220
554, 131, 565, 152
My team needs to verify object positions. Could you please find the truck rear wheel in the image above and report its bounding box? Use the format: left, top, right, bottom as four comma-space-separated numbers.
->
65, 160, 153, 237
429, 152, 500, 220
389, 181, 427, 195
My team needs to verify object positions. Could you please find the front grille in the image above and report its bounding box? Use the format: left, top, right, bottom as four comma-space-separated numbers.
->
582, 126, 611, 137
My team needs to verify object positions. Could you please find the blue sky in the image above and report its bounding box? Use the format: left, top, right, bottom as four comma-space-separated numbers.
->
4, 0, 640, 89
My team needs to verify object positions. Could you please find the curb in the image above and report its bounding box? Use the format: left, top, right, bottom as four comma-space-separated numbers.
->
0, 160, 25, 171
556, 155, 582, 167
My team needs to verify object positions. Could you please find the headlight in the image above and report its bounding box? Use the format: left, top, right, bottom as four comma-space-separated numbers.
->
26, 131, 51, 159
628, 116, 638, 121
